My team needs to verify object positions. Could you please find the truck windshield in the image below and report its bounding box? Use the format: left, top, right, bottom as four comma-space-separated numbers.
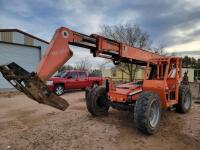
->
54, 71, 69, 78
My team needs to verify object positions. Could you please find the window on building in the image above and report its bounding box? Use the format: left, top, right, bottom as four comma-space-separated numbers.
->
194, 69, 200, 81
1, 32, 13, 42
24, 35, 33, 45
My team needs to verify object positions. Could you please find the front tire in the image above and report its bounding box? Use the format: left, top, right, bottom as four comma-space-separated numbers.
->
176, 85, 191, 113
54, 84, 64, 96
85, 87, 91, 100
134, 92, 161, 134
86, 86, 109, 116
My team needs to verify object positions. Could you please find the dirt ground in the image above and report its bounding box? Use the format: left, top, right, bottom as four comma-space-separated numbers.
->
0, 91, 199, 150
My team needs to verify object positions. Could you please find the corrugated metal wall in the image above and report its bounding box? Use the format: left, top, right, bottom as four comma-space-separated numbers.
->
0, 30, 49, 89
0, 43, 40, 89
13, 32, 24, 44
1, 32, 12, 42
33, 39, 48, 55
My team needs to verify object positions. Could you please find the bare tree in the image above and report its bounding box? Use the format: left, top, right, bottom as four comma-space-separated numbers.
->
58, 64, 73, 72
75, 57, 92, 70
170, 52, 176, 56
153, 44, 166, 55
101, 24, 152, 81
96, 59, 111, 71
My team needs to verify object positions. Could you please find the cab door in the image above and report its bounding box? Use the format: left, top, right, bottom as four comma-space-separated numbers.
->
78, 72, 88, 89
66, 71, 79, 89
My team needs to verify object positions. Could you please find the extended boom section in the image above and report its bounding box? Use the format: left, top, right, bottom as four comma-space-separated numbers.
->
36, 27, 161, 80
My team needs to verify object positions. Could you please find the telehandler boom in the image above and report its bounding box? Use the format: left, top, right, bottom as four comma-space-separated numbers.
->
0, 27, 191, 134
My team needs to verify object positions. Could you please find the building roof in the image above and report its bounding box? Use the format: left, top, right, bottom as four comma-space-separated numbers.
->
0, 29, 49, 44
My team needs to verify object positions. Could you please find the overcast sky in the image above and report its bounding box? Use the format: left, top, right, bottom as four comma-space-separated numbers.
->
0, 0, 200, 66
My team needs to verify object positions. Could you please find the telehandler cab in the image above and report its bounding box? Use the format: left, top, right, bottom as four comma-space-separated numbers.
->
0, 27, 191, 134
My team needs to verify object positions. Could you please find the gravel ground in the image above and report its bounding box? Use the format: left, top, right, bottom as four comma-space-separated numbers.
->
0, 91, 199, 150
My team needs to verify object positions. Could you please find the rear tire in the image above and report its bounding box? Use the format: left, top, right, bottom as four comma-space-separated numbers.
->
86, 87, 95, 114
54, 84, 64, 96
176, 85, 191, 113
134, 92, 161, 134
86, 86, 110, 116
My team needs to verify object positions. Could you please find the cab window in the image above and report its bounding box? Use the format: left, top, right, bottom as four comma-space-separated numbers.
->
79, 72, 87, 79
68, 72, 78, 79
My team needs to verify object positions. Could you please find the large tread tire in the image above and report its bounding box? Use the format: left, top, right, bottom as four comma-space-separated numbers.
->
176, 85, 191, 113
86, 86, 109, 116
85, 87, 94, 114
85, 87, 91, 100
134, 92, 161, 134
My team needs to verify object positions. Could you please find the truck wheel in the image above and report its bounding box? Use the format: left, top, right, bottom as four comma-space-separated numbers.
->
86, 86, 109, 116
176, 85, 191, 113
134, 92, 161, 134
92, 82, 99, 88
54, 84, 64, 96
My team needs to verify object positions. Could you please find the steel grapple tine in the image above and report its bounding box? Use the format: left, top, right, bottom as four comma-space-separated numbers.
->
0, 62, 69, 111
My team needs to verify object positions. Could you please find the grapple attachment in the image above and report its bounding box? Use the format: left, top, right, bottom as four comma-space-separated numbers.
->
0, 62, 69, 111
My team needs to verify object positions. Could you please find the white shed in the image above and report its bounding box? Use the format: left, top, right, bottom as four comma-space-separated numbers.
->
0, 29, 49, 89
182, 68, 200, 83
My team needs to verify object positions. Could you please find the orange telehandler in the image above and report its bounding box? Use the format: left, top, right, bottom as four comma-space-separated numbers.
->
0, 27, 191, 134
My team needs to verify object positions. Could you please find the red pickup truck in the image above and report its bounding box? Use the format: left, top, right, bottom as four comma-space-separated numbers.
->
46, 70, 103, 95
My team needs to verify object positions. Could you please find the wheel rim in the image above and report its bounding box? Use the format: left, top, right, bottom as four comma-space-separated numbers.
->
56, 87, 63, 95
93, 83, 98, 88
184, 94, 191, 110
149, 99, 160, 128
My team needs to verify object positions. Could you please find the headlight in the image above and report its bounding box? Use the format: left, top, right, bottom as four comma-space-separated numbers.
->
46, 81, 53, 85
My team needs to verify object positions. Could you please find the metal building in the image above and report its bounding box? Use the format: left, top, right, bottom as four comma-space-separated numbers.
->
0, 29, 49, 89
182, 68, 200, 83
